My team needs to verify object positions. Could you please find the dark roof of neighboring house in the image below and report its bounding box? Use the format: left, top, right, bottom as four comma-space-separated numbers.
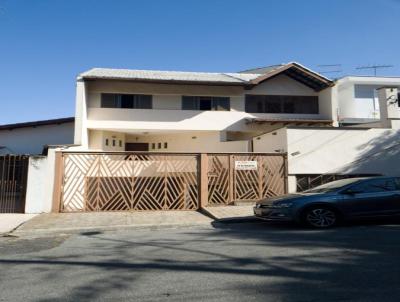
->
79, 62, 334, 91
0, 117, 74, 131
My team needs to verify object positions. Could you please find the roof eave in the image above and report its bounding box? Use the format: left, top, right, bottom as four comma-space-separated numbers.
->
249, 62, 334, 91
80, 76, 248, 86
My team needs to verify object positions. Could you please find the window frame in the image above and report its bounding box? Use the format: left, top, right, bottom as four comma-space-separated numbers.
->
101, 93, 153, 109
245, 94, 319, 114
181, 96, 231, 111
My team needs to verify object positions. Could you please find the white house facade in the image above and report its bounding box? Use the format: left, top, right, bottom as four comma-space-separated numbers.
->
73, 63, 335, 153
2, 62, 400, 214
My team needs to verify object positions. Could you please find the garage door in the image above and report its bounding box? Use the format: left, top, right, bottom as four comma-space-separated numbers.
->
59, 152, 199, 212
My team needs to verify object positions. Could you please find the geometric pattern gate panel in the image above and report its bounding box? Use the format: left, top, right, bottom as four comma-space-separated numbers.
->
207, 154, 286, 206
233, 155, 286, 201
207, 155, 230, 205
61, 153, 199, 212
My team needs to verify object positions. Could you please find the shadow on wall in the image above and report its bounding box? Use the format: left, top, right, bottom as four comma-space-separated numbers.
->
340, 129, 400, 176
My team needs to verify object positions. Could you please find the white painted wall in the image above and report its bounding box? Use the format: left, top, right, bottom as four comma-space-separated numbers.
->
287, 128, 400, 176
254, 127, 400, 176
336, 76, 400, 121
87, 108, 323, 133
89, 130, 126, 151
0, 122, 74, 155
125, 131, 250, 152
24, 148, 58, 213
253, 128, 288, 153
254, 127, 400, 192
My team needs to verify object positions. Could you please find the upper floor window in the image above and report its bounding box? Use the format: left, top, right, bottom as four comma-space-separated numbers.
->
245, 95, 319, 114
182, 96, 230, 111
101, 93, 152, 109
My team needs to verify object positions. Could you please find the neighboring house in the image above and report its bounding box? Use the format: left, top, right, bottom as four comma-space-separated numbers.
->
74, 62, 335, 152
254, 86, 400, 191
334, 76, 400, 126
0, 117, 75, 155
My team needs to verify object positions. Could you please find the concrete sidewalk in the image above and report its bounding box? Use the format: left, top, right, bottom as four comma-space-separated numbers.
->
202, 205, 256, 222
0, 214, 38, 234
14, 211, 213, 235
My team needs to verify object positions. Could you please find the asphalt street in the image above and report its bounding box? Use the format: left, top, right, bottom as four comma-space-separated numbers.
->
0, 220, 400, 302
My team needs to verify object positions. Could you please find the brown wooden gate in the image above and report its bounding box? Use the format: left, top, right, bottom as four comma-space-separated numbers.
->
59, 152, 199, 212
55, 152, 287, 212
207, 153, 287, 206
0, 155, 29, 213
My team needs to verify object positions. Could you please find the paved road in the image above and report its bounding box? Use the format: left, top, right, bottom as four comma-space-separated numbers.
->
0, 221, 400, 302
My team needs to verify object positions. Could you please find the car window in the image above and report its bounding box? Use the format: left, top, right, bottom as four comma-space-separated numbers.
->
350, 179, 397, 193
304, 178, 363, 193
395, 178, 400, 190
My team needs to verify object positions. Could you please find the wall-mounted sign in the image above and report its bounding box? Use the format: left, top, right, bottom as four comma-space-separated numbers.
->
235, 160, 258, 170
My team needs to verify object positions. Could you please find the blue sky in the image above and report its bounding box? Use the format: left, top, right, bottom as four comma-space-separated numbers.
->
0, 0, 399, 124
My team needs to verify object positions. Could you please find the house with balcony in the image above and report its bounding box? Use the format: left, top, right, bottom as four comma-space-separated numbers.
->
74, 62, 335, 152
335, 76, 400, 126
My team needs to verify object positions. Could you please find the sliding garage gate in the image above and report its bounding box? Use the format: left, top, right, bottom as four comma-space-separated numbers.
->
57, 152, 287, 212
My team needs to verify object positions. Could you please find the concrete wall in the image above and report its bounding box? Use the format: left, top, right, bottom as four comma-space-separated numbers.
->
24, 149, 58, 213
254, 127, 400, 176
0, 122, 74, 155
253, 128, 288, 153
253, 126, 400, 192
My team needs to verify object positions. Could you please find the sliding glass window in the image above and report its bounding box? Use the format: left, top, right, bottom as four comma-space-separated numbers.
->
101, 94, 152, 109
182, 96, 230, 111
245, 95, 318, 114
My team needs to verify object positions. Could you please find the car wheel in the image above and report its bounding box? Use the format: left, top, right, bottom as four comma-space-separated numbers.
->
303, 207, 338, 228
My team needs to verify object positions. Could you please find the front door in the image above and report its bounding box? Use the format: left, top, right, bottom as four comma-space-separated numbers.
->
125, 143, 149, 151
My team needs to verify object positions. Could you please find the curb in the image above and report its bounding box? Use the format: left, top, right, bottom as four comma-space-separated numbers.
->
200, 208, 258, 224
12, 221, 213, 237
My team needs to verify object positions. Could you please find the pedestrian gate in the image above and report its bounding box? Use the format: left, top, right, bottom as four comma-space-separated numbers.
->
0, 155, 29, 213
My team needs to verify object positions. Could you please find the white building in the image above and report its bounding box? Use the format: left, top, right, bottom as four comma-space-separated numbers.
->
334, 76, 400, 126
0, 117, 74, 155
74, 62, 335, 152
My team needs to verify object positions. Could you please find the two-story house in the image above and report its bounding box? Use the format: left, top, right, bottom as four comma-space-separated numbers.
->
74, 62, 335, 153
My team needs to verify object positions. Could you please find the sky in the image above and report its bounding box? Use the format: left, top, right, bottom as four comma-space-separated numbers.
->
0, 0, 400, 124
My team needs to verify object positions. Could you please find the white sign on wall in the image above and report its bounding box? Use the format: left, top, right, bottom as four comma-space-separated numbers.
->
234, 161, 258, 170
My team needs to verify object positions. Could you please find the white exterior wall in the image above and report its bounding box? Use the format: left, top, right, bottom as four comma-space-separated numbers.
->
254, 127, 400, 176
74, 80, 89, 148
24, 149, 58, 213
286, 128, 400, 176
0, 122, 74, 155
253, 128, 288, 153
125, 131, 249, 152
254, 127, 400, 192
336, 76, 400, 121
89, 130, 126, 151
